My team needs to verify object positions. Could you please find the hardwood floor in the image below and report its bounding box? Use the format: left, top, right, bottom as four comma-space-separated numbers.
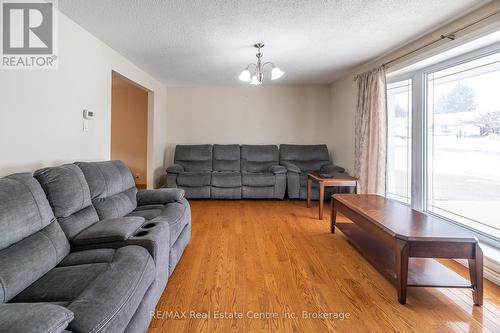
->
148, 200, 500, 333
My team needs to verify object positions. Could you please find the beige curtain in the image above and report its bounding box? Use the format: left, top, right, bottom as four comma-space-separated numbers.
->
354, 66, 387, 195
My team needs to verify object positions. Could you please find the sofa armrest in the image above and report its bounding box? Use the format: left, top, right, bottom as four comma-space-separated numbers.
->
269, 165, 287, 174
281, 162, 301, 173
166, 164, 184, 174
320, 163, 345, 174
72, 217, 145, 245
137, 188, 185, 205
0, 303, 74, 333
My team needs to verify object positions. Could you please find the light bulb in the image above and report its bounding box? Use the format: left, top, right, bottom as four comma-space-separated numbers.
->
238, 69, 251, 82
249, 75, 261, 85
271, 67, 284, 80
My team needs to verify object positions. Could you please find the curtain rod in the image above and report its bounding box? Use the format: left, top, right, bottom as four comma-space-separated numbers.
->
353, 8, 500, 81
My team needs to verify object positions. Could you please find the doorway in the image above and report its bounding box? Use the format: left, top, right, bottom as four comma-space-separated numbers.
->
111, 72, 149, 189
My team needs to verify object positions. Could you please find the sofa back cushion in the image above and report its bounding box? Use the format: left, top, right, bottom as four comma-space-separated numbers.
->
34, 164, 100, 240
279, 144, 330, 171
174, 145, 213, 172
76, 161, 137, 220
241, 145, 278, 172
213, 144, 240, 171
0, 173, 70, 302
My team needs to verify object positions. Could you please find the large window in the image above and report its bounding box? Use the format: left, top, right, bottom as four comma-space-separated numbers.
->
387, 43, 500, 244
426, 52, 500, 239
387, 80, 412, 204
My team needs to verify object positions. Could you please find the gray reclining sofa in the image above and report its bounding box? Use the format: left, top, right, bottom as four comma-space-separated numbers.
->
167, 144, 286, 199
0, 160, 191, 333
167, 144, 344, 200
74, 160, 191, 277
279, 144, 345, 200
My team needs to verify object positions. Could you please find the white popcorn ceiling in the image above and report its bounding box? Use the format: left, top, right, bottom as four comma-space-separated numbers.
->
57, 0, 488, 85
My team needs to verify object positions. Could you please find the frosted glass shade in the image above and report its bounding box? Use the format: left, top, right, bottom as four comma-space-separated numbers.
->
249, 75, 261, 85
271, 67, 284, 80
238, 69, 251, 82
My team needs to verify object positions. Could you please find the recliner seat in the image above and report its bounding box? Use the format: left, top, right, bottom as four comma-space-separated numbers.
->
167, 144, 213, 199
33, 164, 171, 286
240, 145, 286, 199
75, 160, 191, 277
279, 144, 345, 200
0, 173, 155, 333
211, 144, 242, 199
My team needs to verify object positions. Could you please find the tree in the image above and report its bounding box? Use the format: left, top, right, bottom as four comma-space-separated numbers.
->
435, 82, 477, 114
470, 111, 500, 136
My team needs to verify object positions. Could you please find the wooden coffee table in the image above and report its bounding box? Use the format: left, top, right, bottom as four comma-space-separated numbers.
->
307, 172, 358, 219
331, 194, 483, 305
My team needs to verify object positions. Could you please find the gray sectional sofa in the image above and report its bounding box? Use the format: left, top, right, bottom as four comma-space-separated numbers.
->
166, 144, 343, 200
0, 160, 191, 333
167, 144, 287, 199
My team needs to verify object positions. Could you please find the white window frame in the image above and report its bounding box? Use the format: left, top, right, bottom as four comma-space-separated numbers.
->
387, 41, 500, 249
386, 79, 413, 205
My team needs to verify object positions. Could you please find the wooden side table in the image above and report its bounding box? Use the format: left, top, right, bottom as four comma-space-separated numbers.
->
307, 172, 358, 219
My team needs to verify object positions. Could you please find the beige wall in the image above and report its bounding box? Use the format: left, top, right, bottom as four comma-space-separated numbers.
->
165, 85, 333, 164
0, 9, 168, 187
111, 79, 148, 185
329, 1, 500, 174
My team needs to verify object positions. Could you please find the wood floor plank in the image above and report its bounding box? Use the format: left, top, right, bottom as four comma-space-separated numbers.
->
149, 200, 500, 333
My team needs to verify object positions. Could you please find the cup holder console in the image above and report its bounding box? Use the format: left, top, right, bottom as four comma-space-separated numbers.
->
143, 223, 156, 229
135, 230, 149, 237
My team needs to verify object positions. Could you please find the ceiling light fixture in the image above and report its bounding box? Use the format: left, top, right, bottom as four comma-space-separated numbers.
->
238, 43, 284, 85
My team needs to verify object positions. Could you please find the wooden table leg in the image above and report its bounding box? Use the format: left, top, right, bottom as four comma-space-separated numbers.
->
395, 240, 409, 304
468, 244, 483, 306
319, 182, 325, 219
330, 197, 336, 233
307, 177, 312, 208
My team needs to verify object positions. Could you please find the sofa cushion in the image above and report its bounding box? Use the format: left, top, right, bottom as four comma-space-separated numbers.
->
180, 186, 210, 199
76, 161, 138, 220
72, 217, 145, 245
34, 164, 100, 240
0, 221, 70, 303
242, 186, 275, 199
76, 161, 136, 200
242, 172, 276, 187
0, 303, 74, 333
279, 144, 331, 171
12, 246, 155, 333
241, 145, 279, 172
0, 173, 70, 303
91, 188, 137, 220
59, 248, 116, 267
211, 172, 241, 187
177, 172, 211, 187
211, 187, 242, 199
213, 144, 240, 171
174, 145, 213, 172
0, 173, 57, 250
